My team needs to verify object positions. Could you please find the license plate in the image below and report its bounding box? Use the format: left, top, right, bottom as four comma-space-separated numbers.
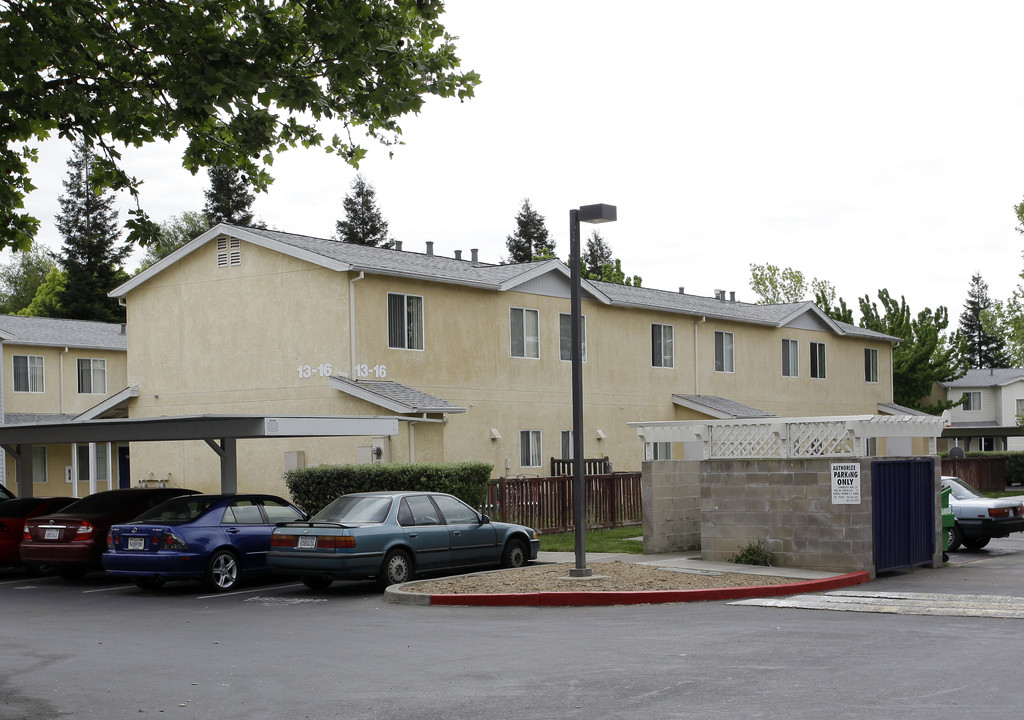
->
44, 528, 59, 540
297, 536, 317, 549
127, 537, 145, 550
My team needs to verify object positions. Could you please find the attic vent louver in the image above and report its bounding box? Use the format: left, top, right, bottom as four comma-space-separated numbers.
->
217, 237, 241, 267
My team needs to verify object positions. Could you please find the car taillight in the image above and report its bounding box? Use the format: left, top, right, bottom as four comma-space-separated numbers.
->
989, 507, 1012, 518
106, 531, 114, 549
318, 536, 357, 549
74, 521, 94, 540
161, 532, 187, 550
270, 535, 296, 548
23, 527, 31, 540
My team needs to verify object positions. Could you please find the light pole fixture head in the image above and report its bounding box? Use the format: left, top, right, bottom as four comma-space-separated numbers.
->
578, 203, 617, 224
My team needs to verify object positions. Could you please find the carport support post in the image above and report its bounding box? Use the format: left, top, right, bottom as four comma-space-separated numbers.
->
2, 443, 32, 498
204, 437, 238, 495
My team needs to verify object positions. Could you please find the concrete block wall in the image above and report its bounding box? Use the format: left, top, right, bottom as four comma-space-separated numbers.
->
641, 459, 701, 553
699, 458, 874, 573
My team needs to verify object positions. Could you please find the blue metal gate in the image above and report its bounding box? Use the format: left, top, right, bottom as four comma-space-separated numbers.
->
872, 458, 935, 573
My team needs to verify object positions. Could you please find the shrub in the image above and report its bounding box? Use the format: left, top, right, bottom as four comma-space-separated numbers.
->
730, 539, 775, 567
284, 461, 493, 516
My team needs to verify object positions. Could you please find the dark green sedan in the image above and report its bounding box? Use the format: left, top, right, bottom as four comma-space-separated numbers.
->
268, 491, 540, 590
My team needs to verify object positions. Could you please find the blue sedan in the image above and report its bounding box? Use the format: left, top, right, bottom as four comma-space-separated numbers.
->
268, 491, 540, 590
103, 494, 306, 591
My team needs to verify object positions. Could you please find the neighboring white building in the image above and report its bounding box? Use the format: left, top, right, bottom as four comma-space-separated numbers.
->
938, 369, 1024, 451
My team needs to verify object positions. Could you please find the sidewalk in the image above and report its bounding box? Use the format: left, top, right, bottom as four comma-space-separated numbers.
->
386, 550, 871, 607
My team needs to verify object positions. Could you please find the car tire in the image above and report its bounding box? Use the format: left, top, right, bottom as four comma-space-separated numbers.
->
204, 550, 240, 592
947, 524, 963, 553
377, 549, 412, 590
55, 564, 88, 580
963, 536, 990, 551
301, 575, 333, 591
500, 538, 528, 569
132, 575, 165, 591
24, 562, 52, 576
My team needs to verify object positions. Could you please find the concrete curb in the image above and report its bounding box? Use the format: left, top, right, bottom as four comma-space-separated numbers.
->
386, 570, 873, 607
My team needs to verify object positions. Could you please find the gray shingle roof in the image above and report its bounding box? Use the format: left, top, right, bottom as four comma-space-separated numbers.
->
672, 394, 776, 419
0, 315, 127, 351
329, 376, 466, 414
940, 368, 1024, 388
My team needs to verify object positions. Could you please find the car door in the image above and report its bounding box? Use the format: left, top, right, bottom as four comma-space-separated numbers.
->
431, 494, 497, 568
221, 498, 272, 571
397, 495, 451, 571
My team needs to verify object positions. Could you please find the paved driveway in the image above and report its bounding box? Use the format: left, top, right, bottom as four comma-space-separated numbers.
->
3, 536, 1024, 720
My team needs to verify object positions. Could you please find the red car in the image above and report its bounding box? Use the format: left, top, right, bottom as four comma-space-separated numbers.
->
21, 488, 198, 579
0, 497, 77, 570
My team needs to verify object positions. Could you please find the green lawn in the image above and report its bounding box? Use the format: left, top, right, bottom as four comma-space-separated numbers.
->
538, 525, 643, 554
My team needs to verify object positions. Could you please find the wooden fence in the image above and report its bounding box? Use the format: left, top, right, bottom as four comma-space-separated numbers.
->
483, 472, 642, 534
941, 456, 1007, 492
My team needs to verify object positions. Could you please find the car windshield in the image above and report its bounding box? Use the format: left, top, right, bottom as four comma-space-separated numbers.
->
944, 477, 981, 500
313, 495, 392, 524
134, 496, 223, 523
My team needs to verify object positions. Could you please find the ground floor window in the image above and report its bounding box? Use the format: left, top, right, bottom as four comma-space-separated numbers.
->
520, 430, 542, 467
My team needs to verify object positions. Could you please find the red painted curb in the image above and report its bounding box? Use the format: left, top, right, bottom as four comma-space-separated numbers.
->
427, 571, 872, 607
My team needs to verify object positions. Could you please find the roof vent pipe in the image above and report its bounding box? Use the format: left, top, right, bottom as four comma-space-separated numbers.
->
715, 289, 724, 301
471, 248, 479, 264
679, 287, 685, 294
426, 241, 434, 257
454, 250, 462, 260
730, 291, 736, 302
395, 240, 403, 251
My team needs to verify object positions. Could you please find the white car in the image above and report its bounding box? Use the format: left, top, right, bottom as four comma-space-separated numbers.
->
943, 476, 1024, 551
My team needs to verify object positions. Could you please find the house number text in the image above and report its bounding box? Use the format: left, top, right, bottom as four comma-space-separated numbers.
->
296, 363, 387, 379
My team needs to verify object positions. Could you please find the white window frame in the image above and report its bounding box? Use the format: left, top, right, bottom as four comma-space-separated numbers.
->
32, 446, 47, 484
714, 331, 734, 373
520, 430, 542, 467
810, 342, 826, 379
13, 354, 44, 393
387, 293, 424, 350
1016, 398, 1024, 419
864, 348, 878, 383
560, 430, 573, 459
510, 308, 540, 359
962, 391, 981, 411
559, 313, 587, 362
652, 324, 674, 368
77, 358, 107, 394
782, 339, 799, 378
647, 442, 672, 460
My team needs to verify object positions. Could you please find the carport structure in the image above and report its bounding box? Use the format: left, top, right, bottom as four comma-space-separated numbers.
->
0, 414, 399, 498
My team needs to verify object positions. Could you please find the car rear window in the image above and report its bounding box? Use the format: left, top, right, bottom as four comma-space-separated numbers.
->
314, 496, 392, 524
135, 496, 223, 523
0, 498, 49, 518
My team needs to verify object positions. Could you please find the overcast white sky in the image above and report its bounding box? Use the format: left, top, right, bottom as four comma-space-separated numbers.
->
19, 1, 1024, 319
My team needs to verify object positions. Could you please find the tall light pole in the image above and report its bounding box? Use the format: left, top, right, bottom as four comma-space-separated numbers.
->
568, 203, 617, 577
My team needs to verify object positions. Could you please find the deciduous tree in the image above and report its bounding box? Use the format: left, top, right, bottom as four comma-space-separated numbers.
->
0, 0, 479, 250
0, 240, 57, 314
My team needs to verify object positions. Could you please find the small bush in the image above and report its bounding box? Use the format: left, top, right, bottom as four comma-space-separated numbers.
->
731, 539, 775, 567
284, 461, 493, 516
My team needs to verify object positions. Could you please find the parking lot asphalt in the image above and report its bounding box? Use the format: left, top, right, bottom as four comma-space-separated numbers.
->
386, 549, 873, 607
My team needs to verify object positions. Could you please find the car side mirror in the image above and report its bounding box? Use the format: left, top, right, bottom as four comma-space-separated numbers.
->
480, 514, 490, 525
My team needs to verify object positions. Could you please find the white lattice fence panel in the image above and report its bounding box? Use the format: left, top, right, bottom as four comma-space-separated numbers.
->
710, 424, 783, 459
788, 422, 856, 457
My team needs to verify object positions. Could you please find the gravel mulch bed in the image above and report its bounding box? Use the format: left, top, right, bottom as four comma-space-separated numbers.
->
400, 560, 800, 595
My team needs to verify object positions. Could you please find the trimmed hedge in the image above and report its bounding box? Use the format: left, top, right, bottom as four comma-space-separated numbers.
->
284, 462, 494, 516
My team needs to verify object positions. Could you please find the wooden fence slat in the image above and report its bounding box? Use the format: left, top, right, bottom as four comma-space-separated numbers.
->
484, 473, 642, 533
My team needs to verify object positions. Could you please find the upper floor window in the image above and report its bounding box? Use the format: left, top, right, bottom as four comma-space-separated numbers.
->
510, 308, 540, 359
962, 391, 981, 411
652, 324, 674, 368
13, 355, 44, 393
714, 331, 734, 373
782, 339, 799, 377
810, 342, 826, 379
520, 430, 542, 467
77, 358, 107, 394
1016, 398, 1024, 419
559, 313, 587, 362
864, 348, 878, 383
387, 293, 424, 350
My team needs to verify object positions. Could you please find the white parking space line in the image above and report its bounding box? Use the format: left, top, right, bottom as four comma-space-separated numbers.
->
731, 590, 1024, 618
195, 582, 304, 600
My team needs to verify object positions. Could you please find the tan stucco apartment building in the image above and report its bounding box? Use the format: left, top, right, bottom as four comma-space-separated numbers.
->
54, 222, 896, 496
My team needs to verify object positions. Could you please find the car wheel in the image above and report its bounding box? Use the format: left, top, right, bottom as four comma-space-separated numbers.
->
204, 550, 240, 592
377, 549, 412, 589
55, 564, 88, 580
132, 575, 165, 591
301, 575, 333, 591
24, 562, 52, 576
947, 524, 963, 553
500, 538, 528, 568
963, 536, 990, 551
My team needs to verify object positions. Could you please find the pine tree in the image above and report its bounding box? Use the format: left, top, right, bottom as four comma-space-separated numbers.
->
504, 199, 554, 263
334, 175, 394, 247
958, 273, 1010, 368
54, 140, 131, 322
204, 166, 259, 226
582, 230, 612, 277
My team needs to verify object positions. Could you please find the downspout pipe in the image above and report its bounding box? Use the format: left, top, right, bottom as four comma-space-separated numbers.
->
349, 272, 365, 377
694, 317, 706, 395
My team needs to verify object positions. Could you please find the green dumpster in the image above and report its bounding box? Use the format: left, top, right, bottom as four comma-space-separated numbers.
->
941, 484, 954, 555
